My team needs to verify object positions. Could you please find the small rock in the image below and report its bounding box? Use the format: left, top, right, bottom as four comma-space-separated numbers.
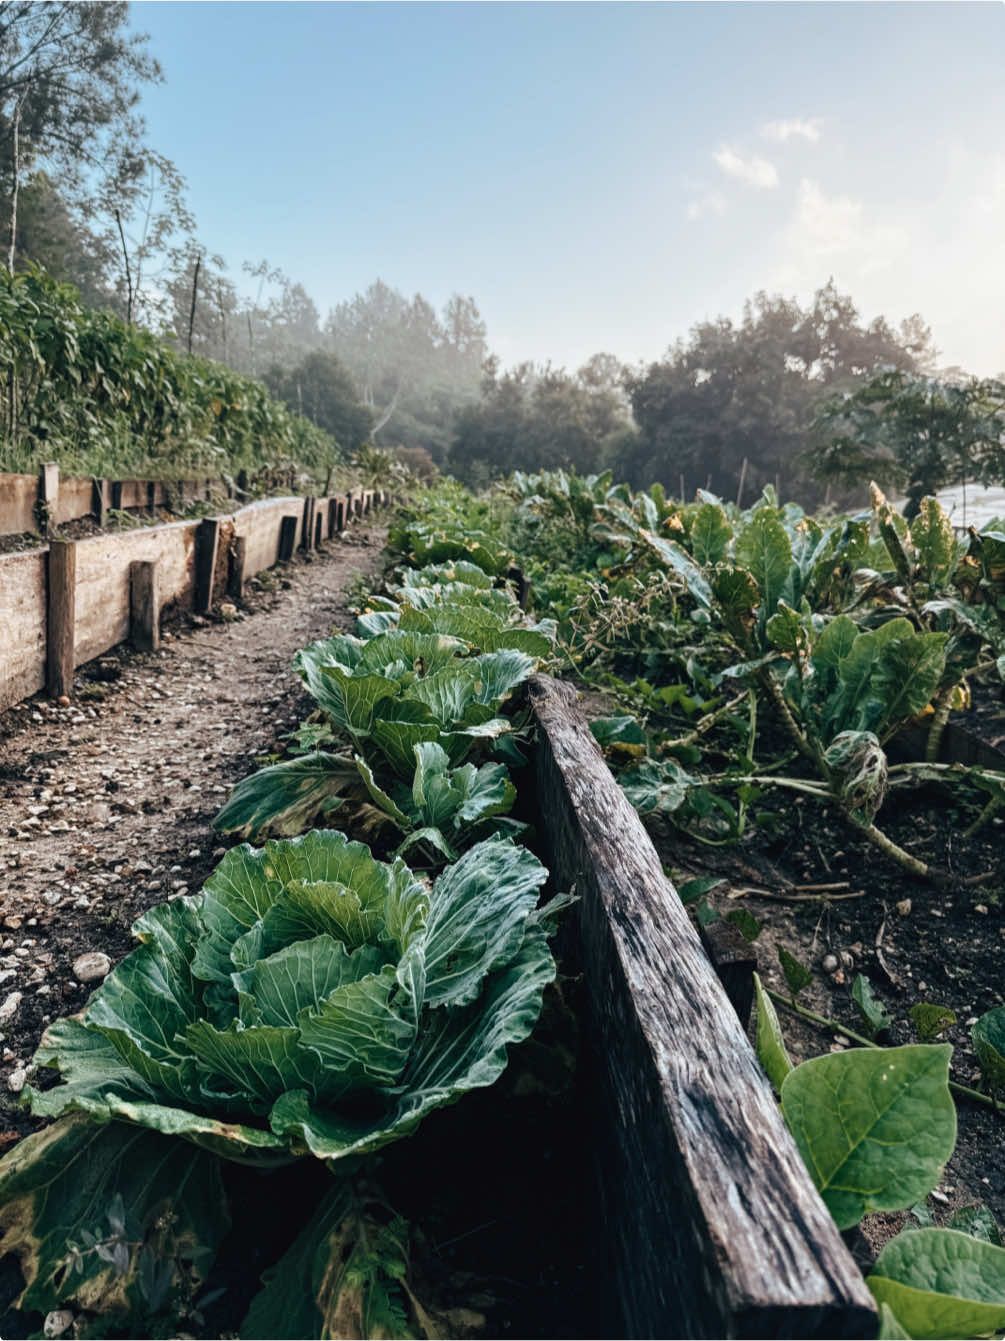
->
821, 953, 839, 973
930, 1189, 950, 1204
7, 1066, 27, 1094
975, 904, 989, 916
220, 602, 238, 621
72, 952, 111, 983
56, 696, 70, 708
839, 949, 854, 969
896, 898, 912, 916
187, 849, 200, 860
73, 896, 90, 910
0, 991, 22, 1024
43, 1309, 74, 1338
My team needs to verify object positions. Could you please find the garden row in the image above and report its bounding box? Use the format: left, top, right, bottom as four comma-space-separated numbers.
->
0, 482, 1002, 1339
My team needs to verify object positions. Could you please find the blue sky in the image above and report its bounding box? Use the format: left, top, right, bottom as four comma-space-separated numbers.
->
130, 2, 1005, 375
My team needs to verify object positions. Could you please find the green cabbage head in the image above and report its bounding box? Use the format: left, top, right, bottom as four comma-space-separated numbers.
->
26, 831, 557, 1166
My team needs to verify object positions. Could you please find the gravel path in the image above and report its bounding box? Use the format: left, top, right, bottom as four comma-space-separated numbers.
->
0, 525, 385, 1121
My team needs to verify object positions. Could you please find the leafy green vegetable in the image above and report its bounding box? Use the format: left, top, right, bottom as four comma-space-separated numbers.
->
909, 1003, 957, 1042
949, 1204, 1002, 1246
780, 1044, 956, 1229
777, 946, 813, 999
25, 832, 557, 1167
866, 1228, 1005, 1339
213, 752, 356, 840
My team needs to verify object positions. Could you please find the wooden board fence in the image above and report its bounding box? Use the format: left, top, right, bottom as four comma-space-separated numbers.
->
528, 674, 877, 1340
0, 488, 390, 710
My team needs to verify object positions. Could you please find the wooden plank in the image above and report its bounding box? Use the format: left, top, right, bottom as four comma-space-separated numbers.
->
0, 549, 48, 707
301, 496, 316, 552
335, 498, 346, 532
129, 559, 160, 651
327, 499, 337, 539
146, 481, 157, 517
0, 473, 39, 535
228, 535, 247, 602
46, 539, 76, 699
38, 462, 59, 538
314, 510, 323, 548
194, 518, 220, 614
111, 481, 123, 512
527, 674, 876, 1340
278, 515, 298, 562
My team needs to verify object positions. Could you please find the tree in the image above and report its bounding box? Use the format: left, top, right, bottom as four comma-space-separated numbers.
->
0, 3, 166, 281
263, 350, 373, 453
0, 168, 114, 305
622, 281, 936, 506
448, 359, 633, 486
813, 372, 1005, 517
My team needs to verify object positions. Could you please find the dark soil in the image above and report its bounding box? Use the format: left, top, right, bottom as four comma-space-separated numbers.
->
0, 526, 600, 1341
646, 771, 1005, 1258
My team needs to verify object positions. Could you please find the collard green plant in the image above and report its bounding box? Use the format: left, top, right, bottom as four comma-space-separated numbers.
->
972, 1005, 1005, 1097
866, 1229, 1005, 1339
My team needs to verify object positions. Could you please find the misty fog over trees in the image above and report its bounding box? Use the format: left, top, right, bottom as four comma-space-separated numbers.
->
1, 0, 1003, 509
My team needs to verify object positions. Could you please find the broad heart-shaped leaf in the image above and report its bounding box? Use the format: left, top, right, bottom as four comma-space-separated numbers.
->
357, 630, 468, 677
753, 973, 792, 1092
867, 1228, 1005, 1339
734, 507, 793, 626
213, 752, 357, 840
0, 1115, 230, 1321
355, 608, 400, 638
780, 1044, 956, 1230
266, 919, 556, 1163
469, 648, 537, 705
423, 836, 549, 1008
403, 664, 479, 725
294, 634, 365, 679
972, 1005, 1005, 1094
870, 628, 947, 735
689, 501, 732, 565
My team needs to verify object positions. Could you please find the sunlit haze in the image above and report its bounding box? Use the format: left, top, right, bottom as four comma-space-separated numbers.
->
132, 1, 1005, 374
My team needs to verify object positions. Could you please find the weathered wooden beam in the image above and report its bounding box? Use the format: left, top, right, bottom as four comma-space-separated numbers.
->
228, 535, 247, 603
336, 498, 346, 532
38, 462, 59, 537
314, 511, 323, 548
278, 515, 298, 562
301, 496, 315, 551
327, 499, 337, 538
129, 559, 160, 651
93, 479, 110, 528
46, 539, 76, 699
699, 918, 757, 1027
194, 518, 220, 614
110, 480, 123, 512
527, 674, 876, 1341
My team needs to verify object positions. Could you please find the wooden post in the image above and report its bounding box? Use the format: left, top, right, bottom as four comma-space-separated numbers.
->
335, 499, 346, 532
38, 462, 59, 536
129, 559, 160, 651
111, 480, 123, 512
93, 479, 109, 528
327, 499, 337, 538
278, 515, 298, 562
315, 512, 323, 547
237, 468, 249, 497
301, 496, 316, 551
228, 535, 247, 602
146, 480, 157, 518
527, 674, 876, 1340
46, 539, 76, 699
194, 518, 220, 614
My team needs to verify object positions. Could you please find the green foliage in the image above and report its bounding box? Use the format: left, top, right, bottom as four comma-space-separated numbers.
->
753, 974, 793, 1093
971, 1006, 1005, 1095
852, 973, 893, 1040
780, 1045, 956, 1230
0, 268, 341, 480
778, 946, 813, 999
909, 1003, 957, 1042
866, 1229, 1005, 1339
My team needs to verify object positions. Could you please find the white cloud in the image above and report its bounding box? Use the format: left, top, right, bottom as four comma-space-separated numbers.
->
761, 118, 821, 144
713, 145, 779, 189
777, 177, 910, 276
686, 189, 727, 221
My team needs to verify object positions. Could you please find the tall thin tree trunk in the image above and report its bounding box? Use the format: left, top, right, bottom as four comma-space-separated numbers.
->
187, 255, 201, 355
7, 90, 25, 276
115, 209, 134, 324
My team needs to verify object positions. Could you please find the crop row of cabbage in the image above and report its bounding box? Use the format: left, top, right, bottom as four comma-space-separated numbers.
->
0, 521, 563, 1337
417, 474, 1005, 1339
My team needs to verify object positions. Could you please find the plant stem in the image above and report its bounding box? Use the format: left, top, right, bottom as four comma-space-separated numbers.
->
765, 988, 997, 1111
926, 689, 953, 762
963, 792, 1003, 840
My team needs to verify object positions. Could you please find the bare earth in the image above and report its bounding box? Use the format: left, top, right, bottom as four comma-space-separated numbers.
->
0, 525, 385, 1123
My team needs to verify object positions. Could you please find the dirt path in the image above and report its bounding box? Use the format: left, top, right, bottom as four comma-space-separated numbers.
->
0, 525, 386, 1120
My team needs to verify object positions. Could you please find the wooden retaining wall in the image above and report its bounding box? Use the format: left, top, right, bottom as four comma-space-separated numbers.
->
528, 674, 877, 1340
0, 489, 390, 710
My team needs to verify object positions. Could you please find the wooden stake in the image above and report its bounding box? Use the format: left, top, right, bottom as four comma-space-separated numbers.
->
129, 560, 160, 651
38, 462, 58, 536
194, 518, 220, 613
278, 515, 298, 562
46, 539, 76, 699
228, 535, 247, 602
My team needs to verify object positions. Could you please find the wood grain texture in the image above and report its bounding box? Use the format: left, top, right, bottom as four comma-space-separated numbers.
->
228, 535, 247, 602
129, 560, 160, 651
194, 519, 220, 614
528, 674, 876, 1340
0, 473, 38, 534
278, 515, 298, 562
0, 549, 48, 707
46, 539, 76, 698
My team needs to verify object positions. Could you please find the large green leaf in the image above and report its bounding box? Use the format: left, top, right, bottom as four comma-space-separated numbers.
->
972, 1005, 1005, 1095
911, 497, 961, 588
423, 836, 549, 1008
213, 752, 356, 840
639, 528, 713, 608
619, 757, 696, 814
314, 667, 401, 735
0, 1115, 229, 1323
357, 630, 468, 677
867, 1228, 1005, 1339
734, 508, 793, 624
753, 973, 792, 1092
689, 501, 733, 565
780, 1045, 956, 1229
297, 964, 417, 1090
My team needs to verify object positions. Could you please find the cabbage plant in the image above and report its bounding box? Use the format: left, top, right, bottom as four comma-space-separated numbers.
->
0, 831, 560, 1332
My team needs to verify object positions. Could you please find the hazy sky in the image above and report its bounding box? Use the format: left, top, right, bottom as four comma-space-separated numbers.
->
129, 1, 1005, 375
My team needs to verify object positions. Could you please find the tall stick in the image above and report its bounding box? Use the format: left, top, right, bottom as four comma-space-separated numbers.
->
736, 456, 749, 508
115, 209, 133, 325
7, 88, 26, 276
187, 255, 201, 355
